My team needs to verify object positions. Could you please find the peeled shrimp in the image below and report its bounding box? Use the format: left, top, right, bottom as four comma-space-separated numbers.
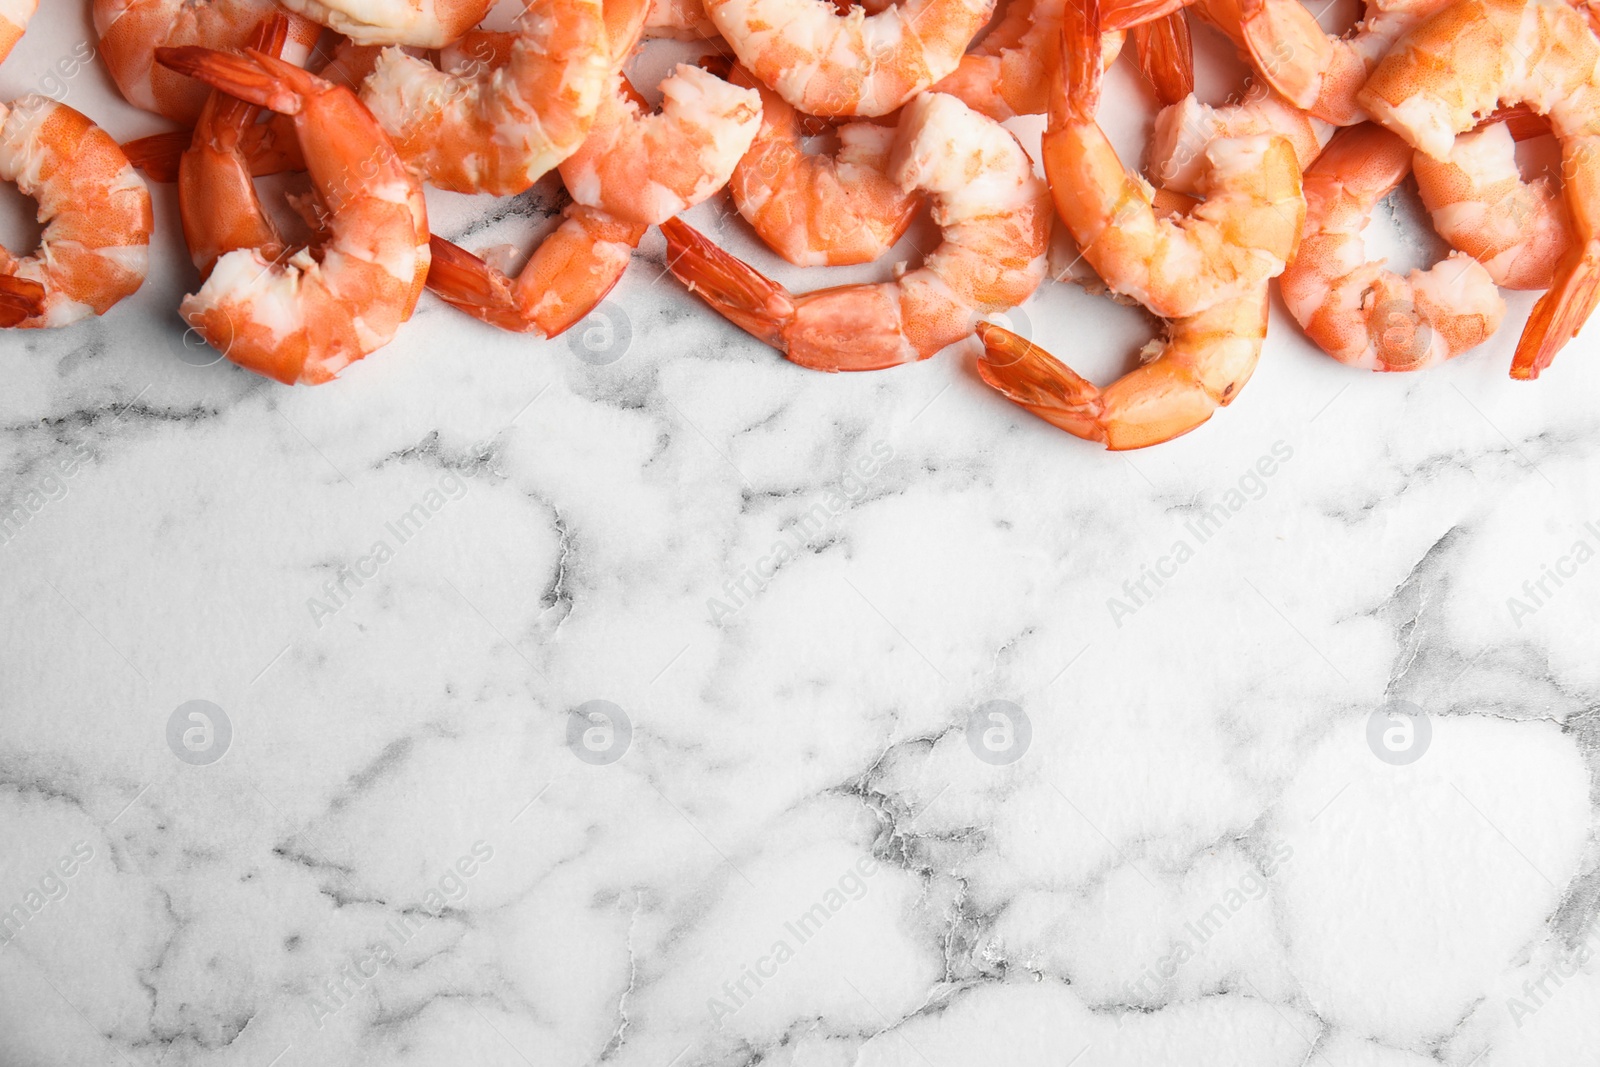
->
1236, 0, 1453, 125
1279, 124, 1505, 371
358, 0, 611, 195
0, 97, 153, 328
665, 91, 1050, 370
155, 45, 429, 384
978, 285, 1271, 449
1045, 0, 1305, 319
727, 64, 919, 267
1359, 0, 1600, 378
94, 0, 321, 123
1412, 121, 1572, 291
428, 65, 761, 335
276, 0, 492, 46
1147, 83, 1330, 196
704, 0, 995, 117
0, 0, 36, 67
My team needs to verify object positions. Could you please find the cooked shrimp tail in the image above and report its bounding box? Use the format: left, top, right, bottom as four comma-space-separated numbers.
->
0, 275, 46, 326
1512, 243, 1600, 380
976, 323, 1110, 443
122, 129, 193, 182
1129, 9, 1193, 107
662, 216, 793, 351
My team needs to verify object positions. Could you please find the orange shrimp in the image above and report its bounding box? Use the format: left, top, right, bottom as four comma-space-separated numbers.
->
1360, 0, 1600, 378
0, 97, 153, 328
357, 0, 612, 195
428, 64, 761, 335
1279, 124, 1506, 371
977, 286, 1271, 449
727, 64, 920, 267
0, 0, 36, 68
275, 0, 493, 46
94, 0, 322, 123
665, 91, 1050, 370
154, 46, 430, 384
704, 0, 995, 117
1043, 0, 1304, 318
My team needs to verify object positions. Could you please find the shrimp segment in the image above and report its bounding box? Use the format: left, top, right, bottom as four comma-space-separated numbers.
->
94, 0, 321, 123
427, 65, 761, 335
155, 46, 429, 384
1045, 0, 1305, 318
359, 0, 611, 195
1359, 0, 1600, 378
0, 0, 37, 67
705, 0, 995, 117
977, 287, 1270, 449
0, 98, 154, 328
1237, 0, 1452, 125
728, 64, 920, 267
1279, 124, 1505, 371
276, 0, 493, 46
666, 91, 1050, 370
1412, 120, 1572, 291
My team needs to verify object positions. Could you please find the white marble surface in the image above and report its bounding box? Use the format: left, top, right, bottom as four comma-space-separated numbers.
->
4, 7, 1600, 1067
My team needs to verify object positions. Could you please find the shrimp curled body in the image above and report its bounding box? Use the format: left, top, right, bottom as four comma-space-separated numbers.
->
157, 46, 430, 384
666, 91, 1051, 370
1279, 123, 1506, 371
705, 0, 996, 117
0, 97, 153, 328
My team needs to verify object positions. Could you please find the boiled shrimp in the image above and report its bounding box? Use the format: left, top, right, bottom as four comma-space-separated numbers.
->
1359, 0, 1600, 378
1236, 0, 1453, 125
1278, 124, 1505, 371
0, 0, 36, 67
276, 0, 492, 45
1045, 0, 1305, 319
977, 285, 1271, 449
428, 64, 761, 335
704, 0, 995, 117
665, 90, 1050, 370
727, 64, 919, 267
1412, 120, 1572, 291
1147, 82, 1330, 196
0, 97, 153, 328
927, 0, 1149, 121
358, 0, 612, 194
154, 45, 429, 384
94, 0, 321, 123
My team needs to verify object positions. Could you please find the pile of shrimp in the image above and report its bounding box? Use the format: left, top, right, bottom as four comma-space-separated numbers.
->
4, 0, 1599, 444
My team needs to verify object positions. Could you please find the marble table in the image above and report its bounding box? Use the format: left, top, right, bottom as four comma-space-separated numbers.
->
3, 6, 1599, 1067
